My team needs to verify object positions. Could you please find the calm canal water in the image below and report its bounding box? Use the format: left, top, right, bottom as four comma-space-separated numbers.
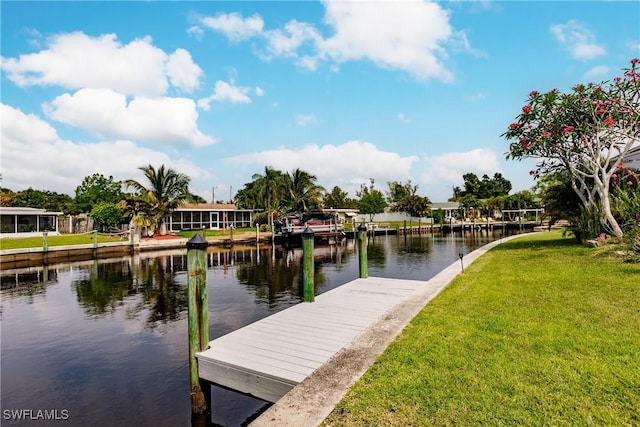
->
1, 230, 517, 426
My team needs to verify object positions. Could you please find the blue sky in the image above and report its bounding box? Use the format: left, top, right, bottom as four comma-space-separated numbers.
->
2, 1, 639, 203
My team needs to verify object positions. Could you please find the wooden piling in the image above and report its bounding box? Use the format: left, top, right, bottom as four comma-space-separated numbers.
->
43, 231, 48, 264
187, 234, 209, 414
302, 226, 315, 302
357, 224, 368, 279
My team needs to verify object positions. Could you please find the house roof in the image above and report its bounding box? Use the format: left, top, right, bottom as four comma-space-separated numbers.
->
622, 145, 640, 168
430, 202, 460, 210
176, 203, 253, 211
0, 207, 62, 215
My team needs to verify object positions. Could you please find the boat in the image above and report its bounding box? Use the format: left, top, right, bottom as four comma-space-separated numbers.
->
273, 212, 345, 240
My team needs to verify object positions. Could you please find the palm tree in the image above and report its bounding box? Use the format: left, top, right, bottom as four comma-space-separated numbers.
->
125, 164, 193, 235
284, 169, 324, 212
252, 166, 284, 226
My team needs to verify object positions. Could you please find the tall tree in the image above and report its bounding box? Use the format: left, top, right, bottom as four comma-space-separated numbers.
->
234, 180, 263, 210
252, 166, 285, 226
504, 59, 640, 242
357, 179, 387, 222
283, 168, 324, 213
75, 174, 124, 213
387, 180, 431, 217
124, 164, 193, 235
323, 186, 352, 209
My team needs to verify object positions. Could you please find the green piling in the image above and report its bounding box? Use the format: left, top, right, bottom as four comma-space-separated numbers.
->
357, 224, 368, 278
302, 226, 315, 302
187, 234, 209, 414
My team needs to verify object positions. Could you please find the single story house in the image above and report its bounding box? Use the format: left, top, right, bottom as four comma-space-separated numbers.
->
167, 203, 254, 231
0, 207, 61, 237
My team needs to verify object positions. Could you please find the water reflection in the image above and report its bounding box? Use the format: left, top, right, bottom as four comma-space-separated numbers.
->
0, 231, 516, 427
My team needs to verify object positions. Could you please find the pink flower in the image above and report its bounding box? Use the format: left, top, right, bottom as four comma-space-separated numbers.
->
529, 90, 539, 97
520, 138, 529, 149
542, 131, 552, 138
596, 108, 606, 115
509, 123, 520, 130
631, 58, 640, 65
522, 105, 532, 113
529, 170, 536, 176
604, 119, 615, 126
563, 126, 574, 134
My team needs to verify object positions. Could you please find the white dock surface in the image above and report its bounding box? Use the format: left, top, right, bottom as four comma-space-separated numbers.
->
196, 276, 429, 402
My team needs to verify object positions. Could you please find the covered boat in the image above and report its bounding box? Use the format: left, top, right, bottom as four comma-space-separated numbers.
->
273, 212, 344, 239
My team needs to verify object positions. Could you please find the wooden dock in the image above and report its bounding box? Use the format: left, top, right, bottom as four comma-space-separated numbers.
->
196, 276, 430, 402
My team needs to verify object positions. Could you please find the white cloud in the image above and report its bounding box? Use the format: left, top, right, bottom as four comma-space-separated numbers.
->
0, 32, 202, 96
225, 140, 418, 195
43, 88, 216, 147
420, 148, 500, 186
166, 48, 202, 92
263, 20, 323, 59
319, 0, 455, 81
197, 80, 252, 110
581, 65, 610, 81
0, 103, 210, 194
200, 12, 264, 42
187, 25, 204, 40
550, 20, 606, 61
296, 114, 317, 126
199, 1, 460, 82
397, 113, 411, 123
255, 86, 265, 96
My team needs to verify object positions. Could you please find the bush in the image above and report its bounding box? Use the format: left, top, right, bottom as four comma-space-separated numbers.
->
565, 206, 604, 242
90, 202, 124, 232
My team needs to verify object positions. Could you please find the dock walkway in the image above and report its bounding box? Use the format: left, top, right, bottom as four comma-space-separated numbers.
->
196, 276, 431, 403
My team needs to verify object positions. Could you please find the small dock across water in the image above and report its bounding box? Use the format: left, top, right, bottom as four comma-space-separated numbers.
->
196, 276, 431, 403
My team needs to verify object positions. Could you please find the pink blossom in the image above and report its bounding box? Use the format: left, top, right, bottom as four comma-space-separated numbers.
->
542, 131, 552, 138
522, 105, 531, 113
509, 123, 520, 130
529, 170, 536, 176
563, 126, 574, 134
631, 58, 640, 65
596, 108, 606, 115
604, 119, 615, 126
529, 90, 539, 97
520, 138, 529, 149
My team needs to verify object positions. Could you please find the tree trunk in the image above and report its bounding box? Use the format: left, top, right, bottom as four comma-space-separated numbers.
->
600, 194, 624, 243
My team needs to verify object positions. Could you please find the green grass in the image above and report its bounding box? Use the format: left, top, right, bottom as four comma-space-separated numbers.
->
323, 231, 640, 426
0, 233, 124, 250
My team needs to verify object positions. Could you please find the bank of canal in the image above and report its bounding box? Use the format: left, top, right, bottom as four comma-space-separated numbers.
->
1, 230, 518, 426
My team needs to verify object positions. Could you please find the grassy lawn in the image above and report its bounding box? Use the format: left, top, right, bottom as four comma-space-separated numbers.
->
323, 231, 640, 426
0, 233, 124, 250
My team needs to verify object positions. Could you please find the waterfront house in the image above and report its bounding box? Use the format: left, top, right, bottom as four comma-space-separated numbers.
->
0, 207, 61, 237
167, 203, 254, 231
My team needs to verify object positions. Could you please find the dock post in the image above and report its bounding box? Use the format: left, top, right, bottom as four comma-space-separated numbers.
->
92, 230, 98, 257
43, 231, 49, 264
302, 226, 315, 302
129, 225, 135, 254
187, 234, 209, 414
357, 224, 368, 278
418, 219, 421, 234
